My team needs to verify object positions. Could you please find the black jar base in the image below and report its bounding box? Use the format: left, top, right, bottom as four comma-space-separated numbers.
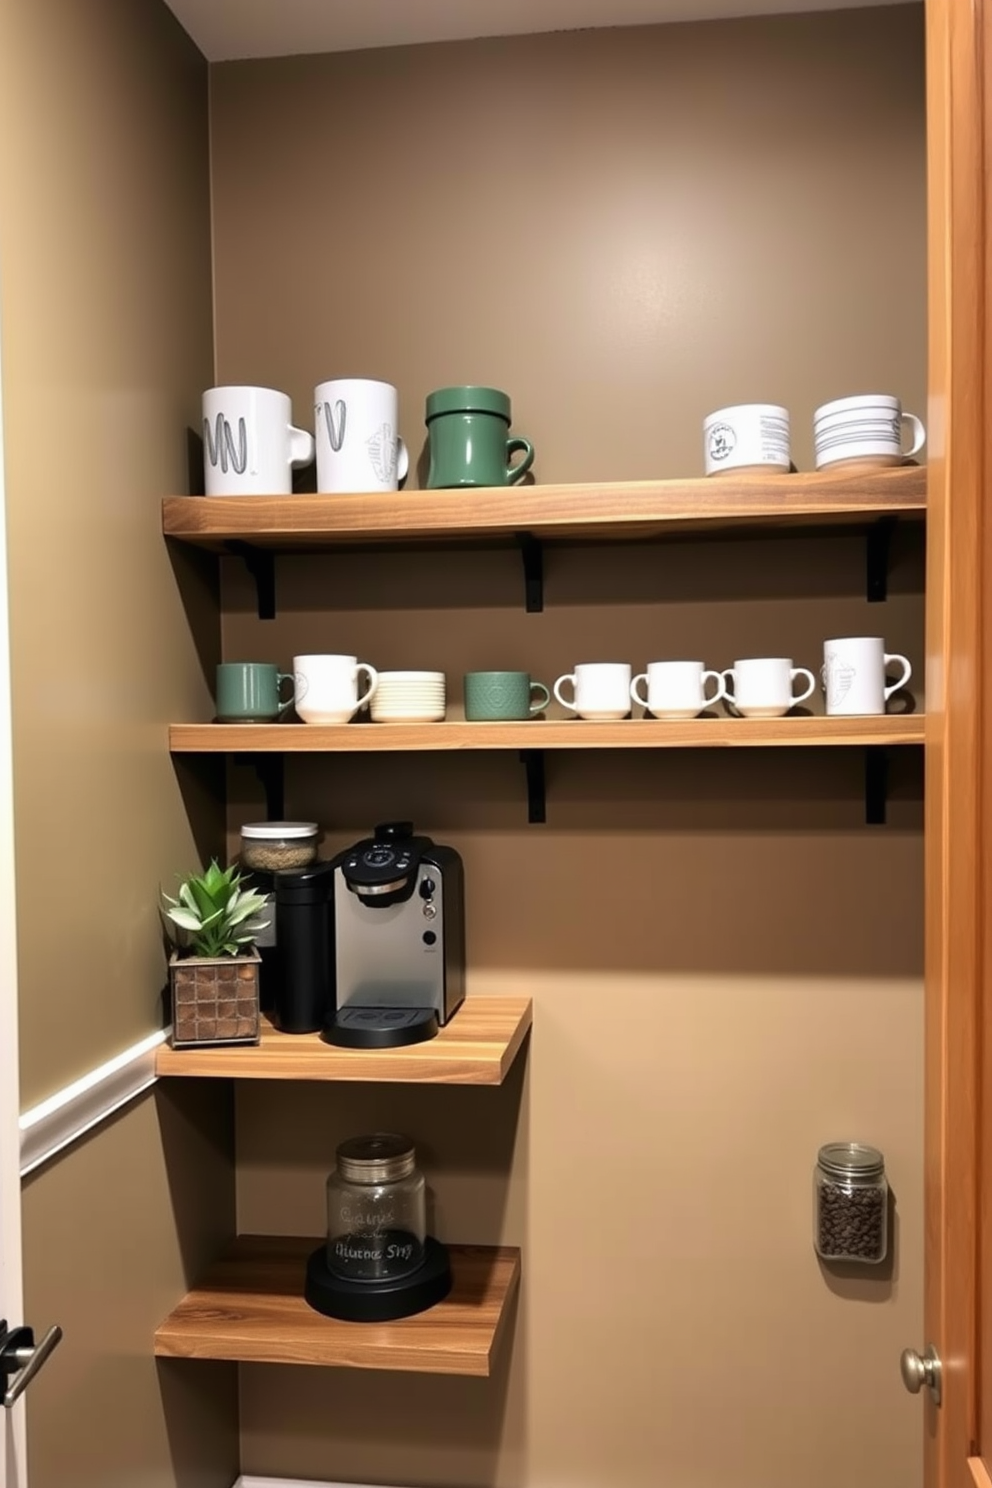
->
304, 1236, 452, 1322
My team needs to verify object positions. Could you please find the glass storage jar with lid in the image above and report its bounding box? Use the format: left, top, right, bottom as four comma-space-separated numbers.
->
239, 821, 318, 872
326, 1133, 426, 1283
814, 1142, 888, 1264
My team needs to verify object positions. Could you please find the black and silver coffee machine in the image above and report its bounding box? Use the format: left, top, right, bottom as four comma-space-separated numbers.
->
272, 822, 465, 1048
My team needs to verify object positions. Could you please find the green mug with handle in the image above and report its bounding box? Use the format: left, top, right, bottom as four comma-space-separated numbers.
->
216, 662, 295, 722
464, 671, 550, 721
426, 387, 534, 488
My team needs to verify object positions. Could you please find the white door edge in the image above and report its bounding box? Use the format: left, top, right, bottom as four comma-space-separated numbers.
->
0, 264, 26, 1486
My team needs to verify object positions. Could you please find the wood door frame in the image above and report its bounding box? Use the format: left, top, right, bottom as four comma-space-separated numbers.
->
0, 267, 26, 1486
924, 0, 987, 1483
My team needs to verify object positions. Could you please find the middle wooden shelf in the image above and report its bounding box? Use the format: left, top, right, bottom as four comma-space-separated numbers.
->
170, 714, 925, 752
156, 995, 532, 1085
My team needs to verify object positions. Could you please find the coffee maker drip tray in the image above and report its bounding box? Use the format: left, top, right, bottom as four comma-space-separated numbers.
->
322, 1005, 440, 1049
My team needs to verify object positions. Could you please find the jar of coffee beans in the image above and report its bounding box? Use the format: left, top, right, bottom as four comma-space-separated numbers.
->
814, 1142, 888, 1264
240, 821, 318, 871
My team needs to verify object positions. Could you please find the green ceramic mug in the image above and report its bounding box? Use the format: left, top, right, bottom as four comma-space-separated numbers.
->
426, 387, 534, 488
216, 662, 295, 722
464, 671, 550, 721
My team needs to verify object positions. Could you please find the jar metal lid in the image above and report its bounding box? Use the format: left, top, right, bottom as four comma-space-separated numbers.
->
817, 1142, 885, 1178
336, 1132, 416, 1185
240, 821, 318, 840
425, 385, 511, 422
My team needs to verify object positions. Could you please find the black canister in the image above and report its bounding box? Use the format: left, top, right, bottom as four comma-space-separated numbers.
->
274, 860, 335, 1033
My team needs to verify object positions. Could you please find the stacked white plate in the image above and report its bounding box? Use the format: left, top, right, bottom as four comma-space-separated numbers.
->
371, 670, 446, 723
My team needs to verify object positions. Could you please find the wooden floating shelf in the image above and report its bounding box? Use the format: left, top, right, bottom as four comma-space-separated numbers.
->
170, 714, 925, 753
156, 995, 532, 1085
163, 466, 926, 550
154, 1237, 520, 1376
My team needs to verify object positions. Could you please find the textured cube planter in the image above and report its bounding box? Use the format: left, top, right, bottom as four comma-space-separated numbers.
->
169, 949, 261, 1047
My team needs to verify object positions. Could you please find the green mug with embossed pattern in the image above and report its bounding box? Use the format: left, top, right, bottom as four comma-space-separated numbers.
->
464, 671, 550, 721
426, 387, 534, 488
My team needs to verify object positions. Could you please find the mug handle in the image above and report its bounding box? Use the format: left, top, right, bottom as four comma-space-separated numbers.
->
507, 437, 535, 486
529, 681, 551, 715
630, 673, 649, 709
790, 668, 816, 704
901, 412, 926, 460
702, 670, 725, 705
355, 663, 379, 709
720, 669, 736, 705
883, 653, 912, 701
553, 674, 578, 712
396, 437, 410, 483
277, 672, 296, 714
289, 426, 315, 468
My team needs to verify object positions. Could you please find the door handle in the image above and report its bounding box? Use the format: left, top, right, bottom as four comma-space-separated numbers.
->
900, 1343, 942, 1407
0, 1319, 63, 1408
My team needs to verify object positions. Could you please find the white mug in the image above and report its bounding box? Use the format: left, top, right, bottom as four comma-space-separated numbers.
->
631, 661, 725, 719
315, 378, 410, 494
721, 658, 816, 719
822, 637, 912, 716
202, 386, 314, 496
703, 404, 790, 476
293, 654, 378, 724
813, 394, 925, 470
554, 663, 632, 721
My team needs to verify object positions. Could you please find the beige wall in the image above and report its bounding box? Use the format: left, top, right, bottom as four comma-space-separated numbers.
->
0, 0, 234, 1483
0, 0, 221, 1106
22, 1086, 238, 1488
212, 10, 926, 1488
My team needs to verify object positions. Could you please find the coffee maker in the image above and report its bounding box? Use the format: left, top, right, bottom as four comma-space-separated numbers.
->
322, 821, 465, 1048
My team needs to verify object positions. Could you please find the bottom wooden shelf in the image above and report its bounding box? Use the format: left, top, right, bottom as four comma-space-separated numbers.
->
154, 1237, 521, 1377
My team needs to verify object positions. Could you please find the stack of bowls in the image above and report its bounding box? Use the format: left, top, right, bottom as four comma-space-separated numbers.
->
371, 671, 446, 723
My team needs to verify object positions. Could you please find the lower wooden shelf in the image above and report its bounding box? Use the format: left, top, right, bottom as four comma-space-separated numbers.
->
170, 714, 925, 752
154, 1237, 521, 1377
155, 995, 532, 1085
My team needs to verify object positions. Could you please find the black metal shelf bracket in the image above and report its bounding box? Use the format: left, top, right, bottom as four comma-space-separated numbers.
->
233, 754, 285, 821
864, 746, 889, 825
516, 533, 544, 613
866, 516, 898, 603
226, 541, 276, 620
519, 749, 547, 824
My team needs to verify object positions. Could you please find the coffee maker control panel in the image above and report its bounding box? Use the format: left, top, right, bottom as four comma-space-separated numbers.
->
341, 822, 423, 900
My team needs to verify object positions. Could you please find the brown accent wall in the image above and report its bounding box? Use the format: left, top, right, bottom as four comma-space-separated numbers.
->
0, 0, 221, 1106
0, 0, 234, 1483
211, 10, 925, 1488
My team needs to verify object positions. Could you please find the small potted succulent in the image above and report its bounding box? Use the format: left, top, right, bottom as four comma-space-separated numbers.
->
162, 859, 269, 1047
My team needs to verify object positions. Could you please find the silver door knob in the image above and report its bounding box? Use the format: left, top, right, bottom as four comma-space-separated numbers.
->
0, 1321, 63, 1408
900, 1344, 942, 1407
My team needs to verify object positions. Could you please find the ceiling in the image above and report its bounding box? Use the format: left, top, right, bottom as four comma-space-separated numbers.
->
163, 0, 913, 62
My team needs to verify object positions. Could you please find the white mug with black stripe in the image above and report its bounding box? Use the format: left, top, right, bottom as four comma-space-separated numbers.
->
814, 394, 925, 471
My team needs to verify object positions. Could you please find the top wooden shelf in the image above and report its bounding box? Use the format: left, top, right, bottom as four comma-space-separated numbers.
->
162, 467, 926, 550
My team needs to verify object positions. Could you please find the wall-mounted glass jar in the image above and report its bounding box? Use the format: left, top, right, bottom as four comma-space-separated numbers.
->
814, 1142, 888, 1264
326, 1133, 426, 1283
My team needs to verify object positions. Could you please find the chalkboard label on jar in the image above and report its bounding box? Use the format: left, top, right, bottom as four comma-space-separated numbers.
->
329, 1228, 425, 1282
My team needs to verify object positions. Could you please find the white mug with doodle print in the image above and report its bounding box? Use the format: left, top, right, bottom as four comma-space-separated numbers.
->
315, 379, 410, 493
703, 404, 791, 476
202, 387, 315, 496
822, 637, 912, 716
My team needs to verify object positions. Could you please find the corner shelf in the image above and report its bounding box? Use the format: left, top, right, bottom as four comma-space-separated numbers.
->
170, 715, 925, 752
154, 1237, 520, 1377
163, 466, 925, 548
156, 995, 532, 1085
